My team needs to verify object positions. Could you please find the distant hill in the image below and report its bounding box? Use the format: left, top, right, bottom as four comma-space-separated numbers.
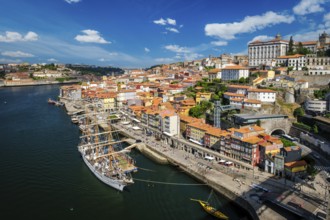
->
66, 64, 124, 76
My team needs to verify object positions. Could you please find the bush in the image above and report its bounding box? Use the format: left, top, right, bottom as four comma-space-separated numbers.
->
293, 122, 311, 131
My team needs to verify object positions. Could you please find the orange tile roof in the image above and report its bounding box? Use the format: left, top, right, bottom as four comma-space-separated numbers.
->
235, 125, 265, 134
242, 136, 263, 144
277, 54, 305, 59
230, 98, 261, 104
228, 85, 251, 89
285, 160, 307, 168
224, 92, 245, 97
222, 65, 249, 70
248, 88, 276, 93
187, 121, 213, 131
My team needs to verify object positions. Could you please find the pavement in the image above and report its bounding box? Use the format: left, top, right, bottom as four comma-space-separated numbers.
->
114, 122, 329, 220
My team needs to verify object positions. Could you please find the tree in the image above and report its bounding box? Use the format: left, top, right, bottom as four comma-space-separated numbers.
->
287, 36, 294, 55
312, 125, 318, 134
325, 49, 330, 57
211, 94, 220, 101
256, 119, 261, 126
238, 77, 246, 84
280, 138, 295, 147
293, 107, 305, 118
189, 106, 204, 118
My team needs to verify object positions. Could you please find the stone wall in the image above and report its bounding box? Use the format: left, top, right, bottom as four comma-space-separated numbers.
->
293, 75, 330, 87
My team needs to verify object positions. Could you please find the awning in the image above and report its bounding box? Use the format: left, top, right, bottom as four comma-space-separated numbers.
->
163, 132, 174, 137
132, 126, 141, 130
189, 139, 203, 146
225, 161, 233, 165
219, 159, 226, 163
133, 118, 141, 123
121, 121, 130, 125
204, 156, 215, 160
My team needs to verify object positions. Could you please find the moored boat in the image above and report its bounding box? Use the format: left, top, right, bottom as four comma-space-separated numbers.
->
190, 199, 229, 219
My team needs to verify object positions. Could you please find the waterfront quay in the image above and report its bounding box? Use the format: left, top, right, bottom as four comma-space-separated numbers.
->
113, 120, 328, 220
60, 99, 328, 219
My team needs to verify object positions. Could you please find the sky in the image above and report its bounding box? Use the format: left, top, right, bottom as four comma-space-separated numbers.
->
0, 0, 329, 68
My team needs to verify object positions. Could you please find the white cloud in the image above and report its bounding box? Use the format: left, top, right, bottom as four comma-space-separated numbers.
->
153, 18, 167, 25
47, 58, 58, 62
0, 31, 38, 42
154, 57, 175, 63
293, 0, 327, 15
167, 18, 176, 26
144, 47, 150, 53
205, 11, 294, 40
0, 58, 22, 63
1, 51, 34, 57
324, 12, 330, 27
153, 17, 177, 26
211, 41, 228, 46
64, 0, 81, 4
247, 35, 273, 44
75, 29, 110, 44
286, 27, 330, 42
164, 44, 203, 61
164, 45, 189, 53
166, 27, 179, 33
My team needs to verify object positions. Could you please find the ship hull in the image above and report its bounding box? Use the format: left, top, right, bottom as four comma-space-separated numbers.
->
80, 152, 126, 191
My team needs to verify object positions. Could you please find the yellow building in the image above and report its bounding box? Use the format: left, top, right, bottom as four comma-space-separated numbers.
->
195, 92, 212, 104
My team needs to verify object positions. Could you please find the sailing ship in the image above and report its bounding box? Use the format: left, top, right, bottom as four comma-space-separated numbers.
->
77, 105, 137, 191
191, 190, 229, 219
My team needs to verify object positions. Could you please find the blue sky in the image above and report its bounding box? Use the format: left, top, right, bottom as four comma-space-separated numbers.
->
0, 0, 329, 68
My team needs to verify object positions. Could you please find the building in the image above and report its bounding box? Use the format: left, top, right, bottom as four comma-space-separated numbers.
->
276, 54, 306, 70
186, 121, 214, 146
306, 54, 330, 75
160, 110, 179, 137
227, 85, 251, 95
248, 34, 288, 67
284, 160, 307, 179
221, 65, 249, 81
230, 125, 265, 166
195, 92, 212, 104
116, 90, 136, 107
304, 99, 327, 113
280, 146, 302, 163
60, 85, 82, 100
247, 88, 276, 103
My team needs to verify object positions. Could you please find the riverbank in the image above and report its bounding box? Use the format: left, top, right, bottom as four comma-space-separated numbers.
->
0, 79, 80, 87
114, 122, 327, 220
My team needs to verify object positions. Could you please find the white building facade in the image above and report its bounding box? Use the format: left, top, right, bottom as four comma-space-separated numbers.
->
305, 99, 327, 113
221, 65, 249, 81
247, 89, 276, 103
276, 54, 306, 70
248, 34, 288, 67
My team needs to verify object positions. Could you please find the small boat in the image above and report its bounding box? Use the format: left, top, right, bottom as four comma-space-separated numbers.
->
71, 116, 79, 124
190, 199, 228, 219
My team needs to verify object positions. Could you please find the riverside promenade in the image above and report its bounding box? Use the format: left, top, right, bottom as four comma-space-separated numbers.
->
113, 122, 329, 220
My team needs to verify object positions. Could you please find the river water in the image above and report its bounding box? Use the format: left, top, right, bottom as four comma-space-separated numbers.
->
0, 85, 247, 220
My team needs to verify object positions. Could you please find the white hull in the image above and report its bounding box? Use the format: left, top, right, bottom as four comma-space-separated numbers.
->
80, 152, 126, 191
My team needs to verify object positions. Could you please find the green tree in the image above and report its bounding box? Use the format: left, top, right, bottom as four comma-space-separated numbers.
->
325, 49, 330, 57
256, 119, 261, 126
189, 106, 204, 118
280, 138, 295, 147
238, 77, 246, 84
211, 94, 220, 101
312, 125, 318, 134
287, 36, 294, 55
293, 107, 305, 118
